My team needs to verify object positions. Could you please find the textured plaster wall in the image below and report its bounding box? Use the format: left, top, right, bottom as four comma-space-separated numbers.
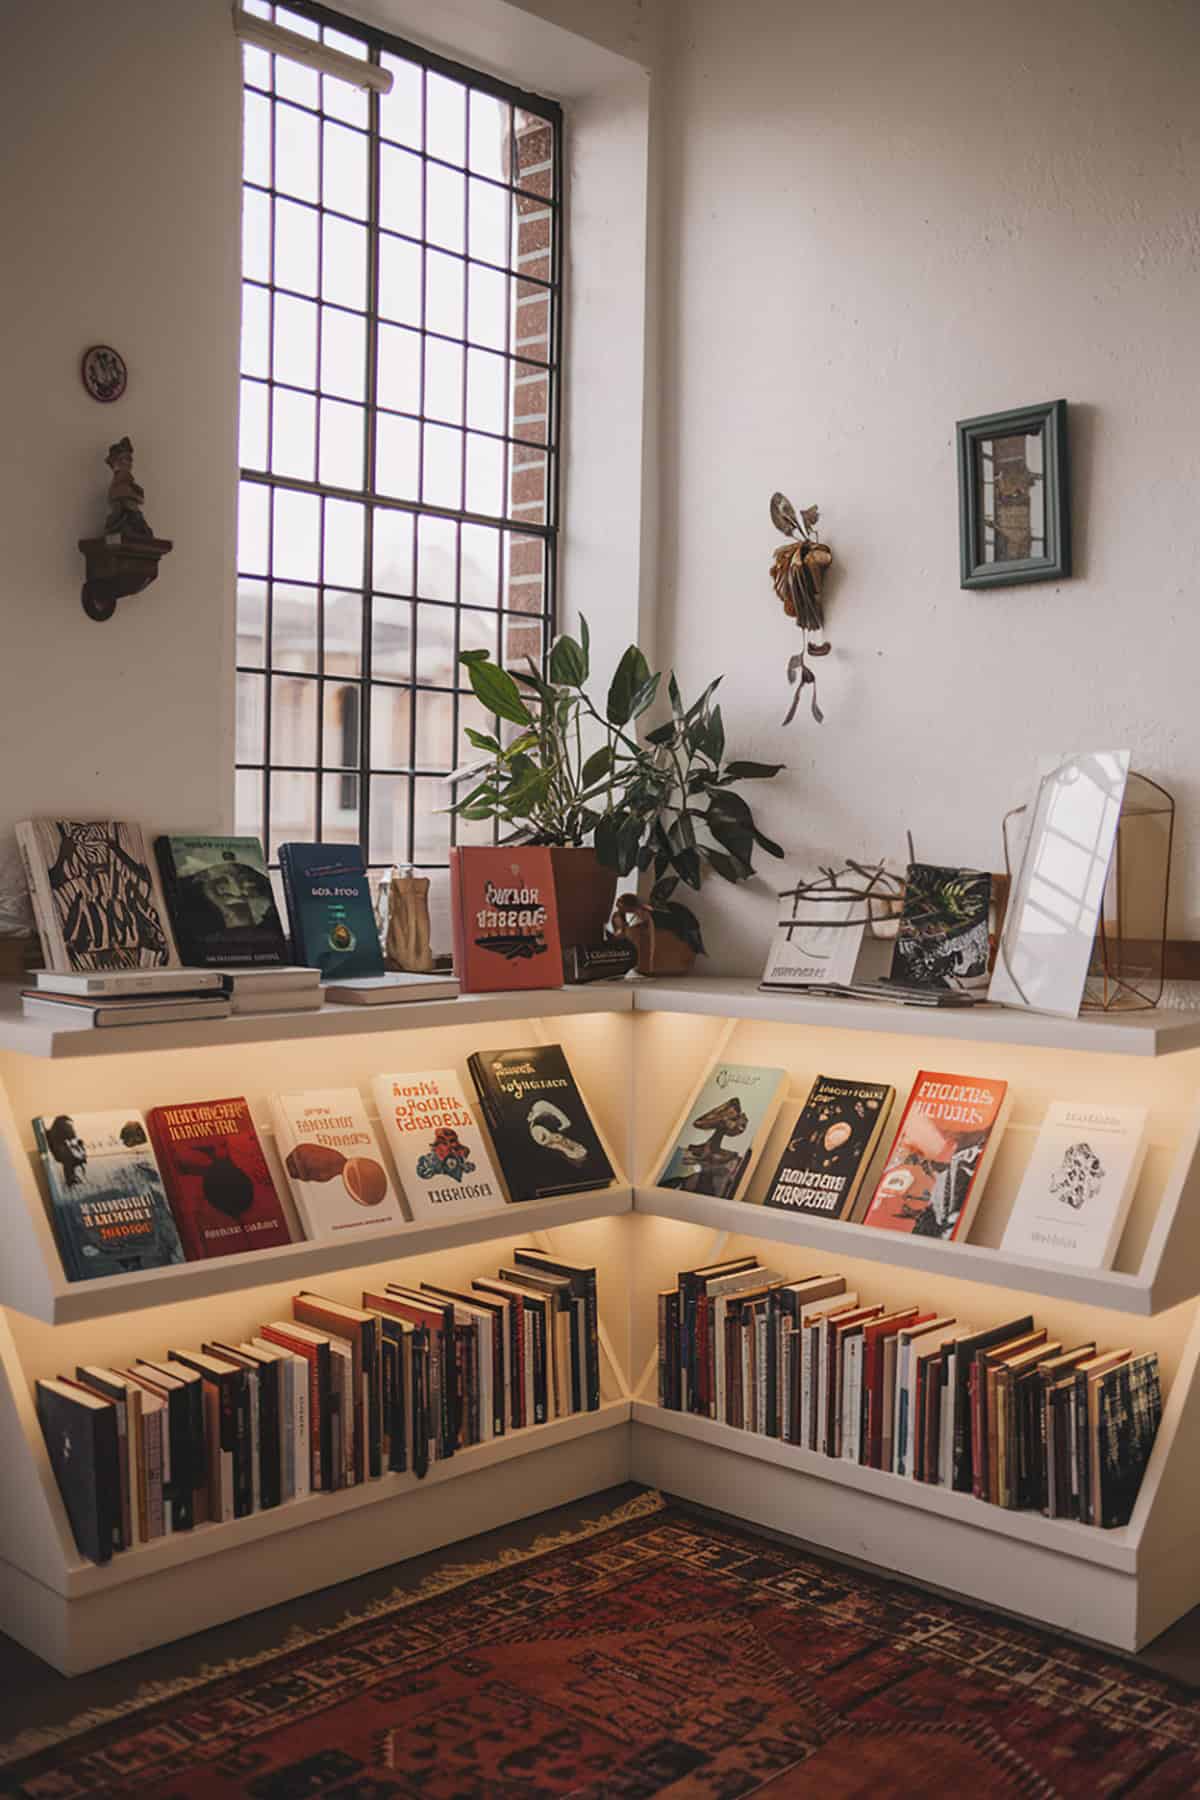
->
653, 0, 1200, 974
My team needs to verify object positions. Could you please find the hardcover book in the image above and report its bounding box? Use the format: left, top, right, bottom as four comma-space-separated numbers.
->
372, 1070, 505, 1221
448, 847, 564, 993
762, 1075, 895, 1219
1000, 1101, 1148, 1269
890, 862, 992, 993
1096, 1351, 1162, 1529
468, 1044, 614, 1201
35, 1379, 121, 1564
33, 1110, 186, 1282
759, 887, 864, 990
277, 843, 384, 980
656, 1063, 788, 1201
863, 1070, 1009, 1242
270, 1089, 407, 1240
155, 835, 289, 968
17, 818, 179, 972
146, 1096, 292, 1260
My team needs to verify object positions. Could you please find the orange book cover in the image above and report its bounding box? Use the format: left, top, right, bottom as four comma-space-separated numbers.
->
863, 1070, 1008, 1243
449, 847, 564, 993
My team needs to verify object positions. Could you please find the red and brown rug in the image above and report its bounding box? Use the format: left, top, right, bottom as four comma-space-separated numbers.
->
5, 1489, 1200, 1796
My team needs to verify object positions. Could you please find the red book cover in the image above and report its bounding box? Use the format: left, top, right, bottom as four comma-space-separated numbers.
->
863, 1070, 1008, 1242
449, 846, 564, 994
147, 1097, 291, 1260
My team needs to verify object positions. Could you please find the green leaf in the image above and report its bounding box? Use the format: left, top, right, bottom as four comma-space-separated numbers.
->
707, 787, 753, 825
644, 719, 677, 747
579, 615, 591, 682
668, 672, 684, 718
580, 745, 613, 787
466, 659, 533, 727
703, 848, 744, 884
627, 671, 661, 722
653, 900, 705, 957
548, 632, 586, 688
649, 874, 678, 905
464, 727, 502, 754
592, 813, 620, 870
616, 816, 643, 875
684, 677, 722, 724
704, 704, 726, 764
607, 644, 653, 726
459, 648, 490, 665
672, 846, 702, 889
722, 760, 785, 781
706, 814, 755, 877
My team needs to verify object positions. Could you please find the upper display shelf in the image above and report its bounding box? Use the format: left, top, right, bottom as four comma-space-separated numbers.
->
629, 978, 1200, 1059
0, 975, 1197, 1060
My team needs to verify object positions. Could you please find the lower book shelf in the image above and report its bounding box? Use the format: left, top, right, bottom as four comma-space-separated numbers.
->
55, 1399, 633, 1598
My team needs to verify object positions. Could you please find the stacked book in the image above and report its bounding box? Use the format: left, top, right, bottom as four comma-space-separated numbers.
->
657, 1257, 1162, 1530
36, 1250, 604, 1562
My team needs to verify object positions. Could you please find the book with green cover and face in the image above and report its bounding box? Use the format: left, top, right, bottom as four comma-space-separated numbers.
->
155, 835, 289, 968
763, 1076, 895, 1220
656, 1064, 788, 1202
34, 1110, 187, 1282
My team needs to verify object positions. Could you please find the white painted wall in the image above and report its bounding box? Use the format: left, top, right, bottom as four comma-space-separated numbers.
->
653, 0, 1200, 973
0, 0, 240, 883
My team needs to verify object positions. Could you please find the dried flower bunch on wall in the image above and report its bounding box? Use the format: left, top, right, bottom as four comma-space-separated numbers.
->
769, 492, 833, 725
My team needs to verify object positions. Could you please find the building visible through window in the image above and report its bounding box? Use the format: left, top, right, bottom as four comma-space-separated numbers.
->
235, 0, 561, 871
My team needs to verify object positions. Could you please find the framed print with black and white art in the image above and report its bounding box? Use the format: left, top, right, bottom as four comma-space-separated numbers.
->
957, 399, 1070, 589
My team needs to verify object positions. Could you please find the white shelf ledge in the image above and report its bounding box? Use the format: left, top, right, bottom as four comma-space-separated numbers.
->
631, 1400, 1136, 1571
59, 1399, 632, 1597
633, 1184, 1163, 1314
25, 1186, 633, 1326
630, 977, 1200, 1058
0, 983, 635, 1059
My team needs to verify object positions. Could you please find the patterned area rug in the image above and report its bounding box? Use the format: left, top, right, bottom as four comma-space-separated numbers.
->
5, 1489, 1200, 1796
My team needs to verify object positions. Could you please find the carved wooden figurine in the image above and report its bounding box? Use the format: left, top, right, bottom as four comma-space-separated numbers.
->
79, 438, 172, 621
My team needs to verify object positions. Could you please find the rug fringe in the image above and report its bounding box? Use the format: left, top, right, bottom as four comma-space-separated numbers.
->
0, 1488, 667, 1768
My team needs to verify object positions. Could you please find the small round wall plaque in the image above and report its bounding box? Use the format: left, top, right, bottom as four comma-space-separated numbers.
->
80, 345, 127, 403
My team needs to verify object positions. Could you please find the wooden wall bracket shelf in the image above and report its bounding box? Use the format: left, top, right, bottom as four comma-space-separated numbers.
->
78, 534, 173, 622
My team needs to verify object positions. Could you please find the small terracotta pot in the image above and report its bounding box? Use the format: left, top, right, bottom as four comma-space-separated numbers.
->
610, 895, 698, 977
549, 847, 618, 953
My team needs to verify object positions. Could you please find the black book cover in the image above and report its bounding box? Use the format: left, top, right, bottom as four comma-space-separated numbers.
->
763, 1077, 895, 1221
37, 1381, 120, 1564
155, 835, 289, 969
134, 1361, 199, 1531
1098, 1354, 1161, 1529
890, 863, 992, 993
473, 1279, 525, 1428
411, 1327, 431, 1478
207, 1345, 282, 1512
378, 1319, 405, 1473
423, 1285, 507, 1437
514, 1249, 600, 1412
169, 1351, 254, 1517
468, 1045, 614, 1201
951, 1317, 1033, 1492
501, 1265, 575, 1411
489, 1281, 549, 1424
386, 1288, 457, 1458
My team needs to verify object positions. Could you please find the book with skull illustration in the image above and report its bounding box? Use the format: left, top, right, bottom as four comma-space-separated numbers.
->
655, 1063, 789, 1202
146, 1097, 292, 1260
17, 818, 180, 973
372, 1070, 505, 1221
999, 1101, 1147, 1269
33, 1109, 186, 1282
890, 863, 992, 994
269, 1089, 408, 1239
763, 1075, 896, 1219
863, 1070, 1010, 1243
467, 1045, 615, 1201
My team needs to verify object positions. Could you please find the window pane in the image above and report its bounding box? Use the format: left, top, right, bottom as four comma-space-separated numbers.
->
321, 770, 360, 842
466, 347, 505, 434
273, 292, 318, 386
376, 412, 419, 499
275, 102, 318, 202
418, 515, 457, 601
377, 323, 421, 412
371, 595, 412, 677
423, 424, 463, 510
241, 284, 271, 378
425, 337, 463, 423
271, 674, 318, 763
237, 578, 267, 663
272, 488, 320, 580
458, 607, 498, 663
321, 215, 367, 309
320, 305, 366, 400
236, 671, 266, 763
239, 378, 268, 468
465, 431, 504, 516
372, 510, 414, 595
425, 249, 464, 337
320, 35, 369, 129
469, 92, 510, 180
235, 769, 264, 843
324, 498, 364, 587
274, 198, 319, 293
468, 261, 507, 349
468, 178, 507, 267
380, 145, 422, 237
272, 583, 318, 672
414, 603, 456, 685
426, 162, 465, 253
379, 55, 421, 149
271, 387, 316, 479
371, 683, 413, 769
323, 682, 360, 766
369, 774, 410, 865
270, 770, 316, 860
416, 691, 454, 768
239, 480, 270, 574
319, 399, 365, 488
379, 235, 422, 325
323, 120, 368, 218
242, 188, 270, 282
461, 523, 500, 605
426, 74, 466, 164
323, 589, 363, 676
412, 778, 451, 864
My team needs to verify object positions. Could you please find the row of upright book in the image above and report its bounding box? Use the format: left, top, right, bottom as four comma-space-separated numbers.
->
657, 1257, 1161, 1529
658, 1061, 1148, 1270
36, 1045, 614, 1284
37, 1247, 603, 1564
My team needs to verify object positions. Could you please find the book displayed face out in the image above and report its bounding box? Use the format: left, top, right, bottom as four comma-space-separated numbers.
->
763, 1076, 895, 1219
1000, 1102, 1148, 1269
468, 1045, 613, 1201
270, 1090, 407, 1239
864, 1071, 1009, 1242
657, 1064, 788, 1203
146, 1097, 292, 1260
18, 818, 180, 973
155, 835, 289, 969
372, 1071, 505, 1221
33, 1110, 186, 1282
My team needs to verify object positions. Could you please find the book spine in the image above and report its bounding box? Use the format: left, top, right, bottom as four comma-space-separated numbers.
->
145, 1407, 166, 1537
530, 1304, 548, 1425
413, 1328, 431, 1477
16, 822, 66, 969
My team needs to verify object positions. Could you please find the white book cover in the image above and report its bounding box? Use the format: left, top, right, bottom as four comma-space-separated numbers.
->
841, 1334, 864, 1462
270, 1089, 407, 1240
372, 1070, 504, 1221
760, 892, 864, 989
1000, 1101, 1148, 1269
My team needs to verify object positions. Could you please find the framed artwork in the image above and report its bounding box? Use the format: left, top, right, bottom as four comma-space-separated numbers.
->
957, 398, 1070, 589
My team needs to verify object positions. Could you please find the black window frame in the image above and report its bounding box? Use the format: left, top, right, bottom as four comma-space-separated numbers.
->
235, 0, 564, 869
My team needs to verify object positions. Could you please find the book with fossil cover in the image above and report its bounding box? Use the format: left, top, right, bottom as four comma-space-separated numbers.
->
448, 847, 564, 993
155, 834, 290, 969
17, 818, 179, 973
656, 1063, 788, 1202
33, 1109, 186, 1282
269, 1089, 407, 1240
763, 1075, 895, 1219
372, 1070, 505, 1221
863, 1070, 1009, 1243
146, 1096, 292, 1260
467, 1044, 613, 1201
890, 862, 992, 993
1000, 1101, 1148, 1270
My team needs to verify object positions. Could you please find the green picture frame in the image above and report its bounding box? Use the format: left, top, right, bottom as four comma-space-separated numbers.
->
957, 399, 1070, 589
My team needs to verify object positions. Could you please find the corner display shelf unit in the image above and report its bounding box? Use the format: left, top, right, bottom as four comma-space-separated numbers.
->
3, 976, 1200, 1671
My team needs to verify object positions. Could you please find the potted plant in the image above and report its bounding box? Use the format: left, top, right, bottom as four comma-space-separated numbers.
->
449, 621, 784, 967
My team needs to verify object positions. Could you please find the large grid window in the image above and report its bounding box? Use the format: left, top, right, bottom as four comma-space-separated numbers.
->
236, 0, 562, 869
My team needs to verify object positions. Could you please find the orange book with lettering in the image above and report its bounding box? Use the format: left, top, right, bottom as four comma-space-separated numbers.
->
863, 1070, 1009, 1244
449, 847, 564, 993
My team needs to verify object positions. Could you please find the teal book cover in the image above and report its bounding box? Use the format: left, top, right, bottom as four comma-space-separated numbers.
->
278, 843, 384, 980
34, 1110, 186, 1282
657, 1063, 789, 1201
